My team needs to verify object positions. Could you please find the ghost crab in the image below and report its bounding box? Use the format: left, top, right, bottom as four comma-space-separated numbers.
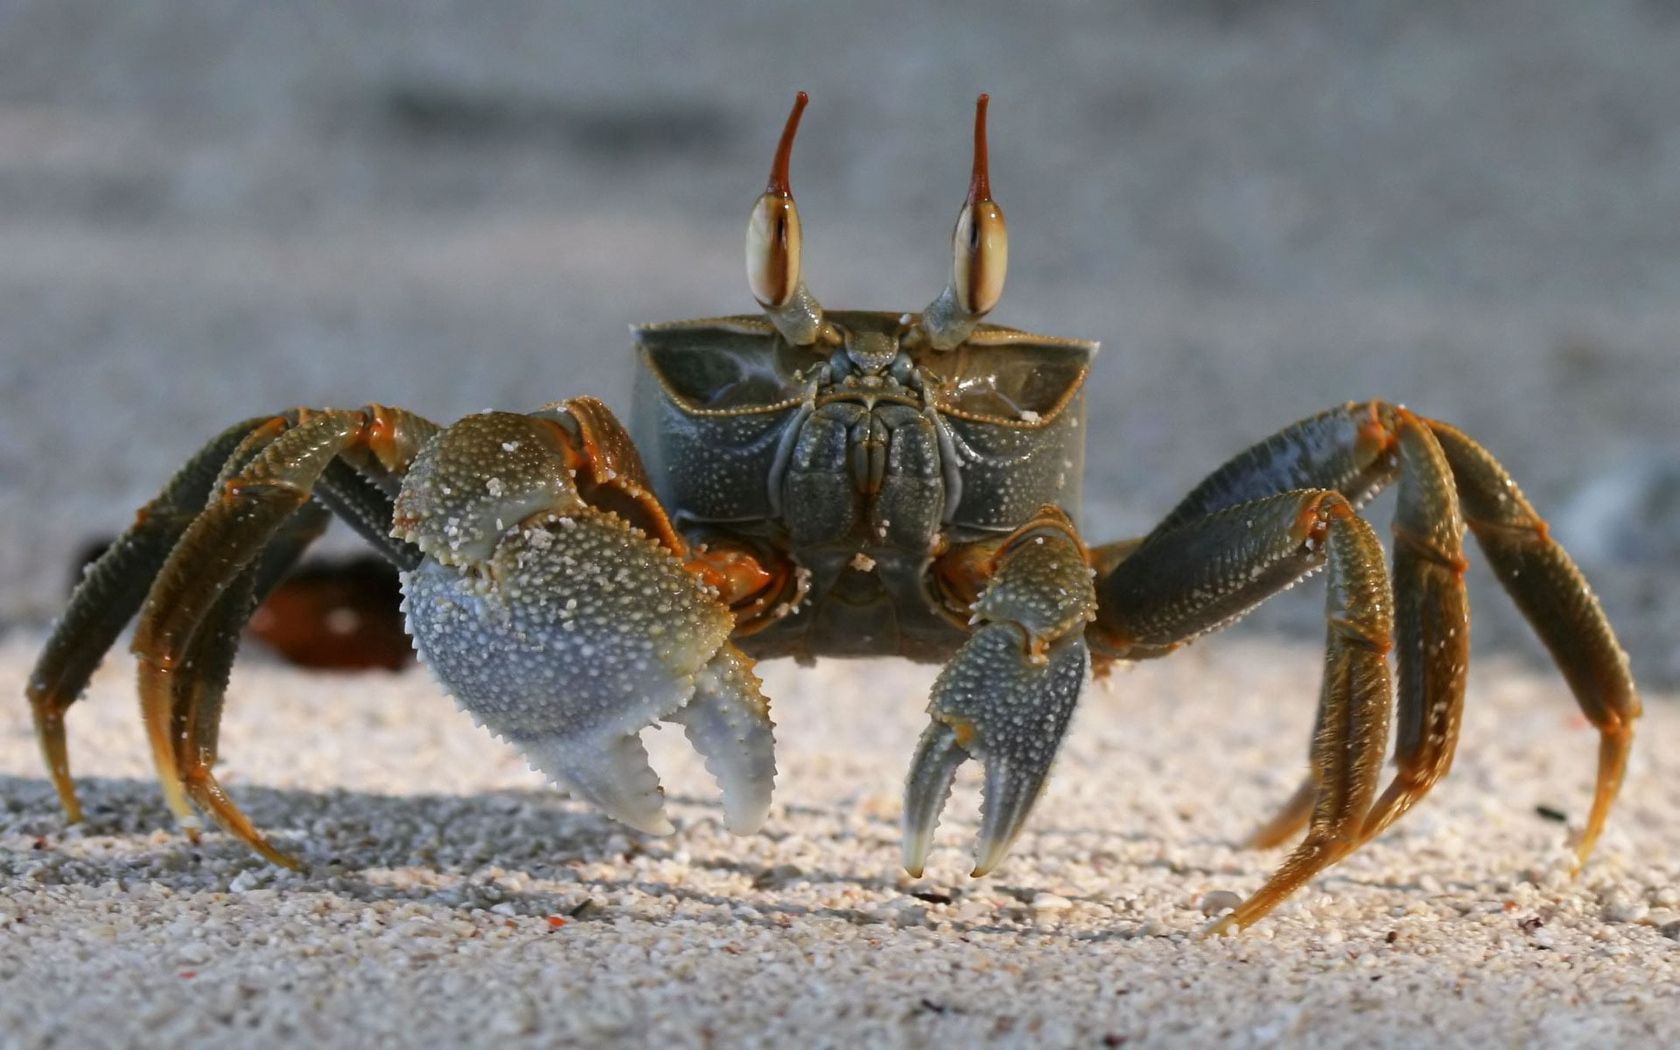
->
27, 93, 1641, 932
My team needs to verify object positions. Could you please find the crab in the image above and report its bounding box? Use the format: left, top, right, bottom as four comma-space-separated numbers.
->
26, 93, 1641, 933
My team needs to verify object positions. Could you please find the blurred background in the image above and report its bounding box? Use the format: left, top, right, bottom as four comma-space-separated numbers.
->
1, 0, 1675, 684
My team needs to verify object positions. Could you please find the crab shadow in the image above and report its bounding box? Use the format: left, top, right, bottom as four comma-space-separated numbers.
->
1, 773, 1256, 938
7, 773, 1588, 942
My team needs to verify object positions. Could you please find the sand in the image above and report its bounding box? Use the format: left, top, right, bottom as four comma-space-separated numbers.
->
3, 0, 1679, 689
2, 633, 1676, 1048
4, 3, 1680, 1046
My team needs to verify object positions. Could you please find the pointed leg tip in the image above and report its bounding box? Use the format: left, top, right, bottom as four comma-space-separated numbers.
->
204, 816, 304, 870
153, 762, 200, 832
263, 843, 307, 866
35, 701, 83, 824
903, 862, 925, 880
1200, 916, 1240, 938
48, 772, 84, 824
1569, 831, 1601, 876
187, 792, 305, 870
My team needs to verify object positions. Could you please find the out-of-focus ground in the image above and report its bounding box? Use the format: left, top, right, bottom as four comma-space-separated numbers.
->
0, 0, 1676, 680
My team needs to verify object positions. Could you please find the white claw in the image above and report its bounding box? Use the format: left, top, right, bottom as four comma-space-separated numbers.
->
667, 645, 777, 834
524, 731, 675, 836
402, 512, 739, 838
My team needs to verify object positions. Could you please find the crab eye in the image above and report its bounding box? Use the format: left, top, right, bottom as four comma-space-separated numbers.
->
951, 95, 1008, 316
745, 92, 808, 310
746, 195, 801, 308
953, 199, 1007, 317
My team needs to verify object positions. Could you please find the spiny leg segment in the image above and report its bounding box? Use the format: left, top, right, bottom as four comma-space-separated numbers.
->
133, 411, 372, 835
1229, 492, 1394, 931
1429, 420, 1639, 864
28, 416, 276, 822
28, 405, 438, 862
1250, 411, 1472, 850
1088, 400, 1639, 932
169, 503, 330, 864
1359, 413, 1471, 845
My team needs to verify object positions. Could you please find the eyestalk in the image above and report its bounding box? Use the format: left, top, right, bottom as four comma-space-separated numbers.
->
746, 91, 832, 347
919, 94, 1009, 351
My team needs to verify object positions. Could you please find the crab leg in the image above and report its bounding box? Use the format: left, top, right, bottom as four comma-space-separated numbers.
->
313, 406, 443, 569
132, 410, 374, 837
1258, 412, 1471, 849
1137, 403, 1403, 538
1427, 421, 1640, 864
28, 404, 442, 834
314, 461, 422, 571
1358, 412, 1469, 843
905, 506, 1097, 877
164, 418, 332, 831
1090, 400, 1639, 930
136, 406, 445, 860
27, 416, 277, 821
1093, 492, 1353, 657
1096, 487, 1398, 924
171, 504, 330, 866
1206, 493, 1393, 935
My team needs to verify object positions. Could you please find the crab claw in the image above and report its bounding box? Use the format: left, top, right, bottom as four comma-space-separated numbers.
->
530, 730, 677, 837
902, 623, 1089, 877
668, 646, 777, 834
403, 517, 777, 837
397, 407, 777, 837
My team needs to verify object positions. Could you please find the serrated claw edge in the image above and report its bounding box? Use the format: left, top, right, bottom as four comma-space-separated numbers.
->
667, 645, 777, 834
523, 731, 675, 836
902, 722, 968, 877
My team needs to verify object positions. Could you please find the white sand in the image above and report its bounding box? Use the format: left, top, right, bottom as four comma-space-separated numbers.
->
2, 633, 1676, 1047
3, 0, 1679, 690
4, 5, 1679, 1045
